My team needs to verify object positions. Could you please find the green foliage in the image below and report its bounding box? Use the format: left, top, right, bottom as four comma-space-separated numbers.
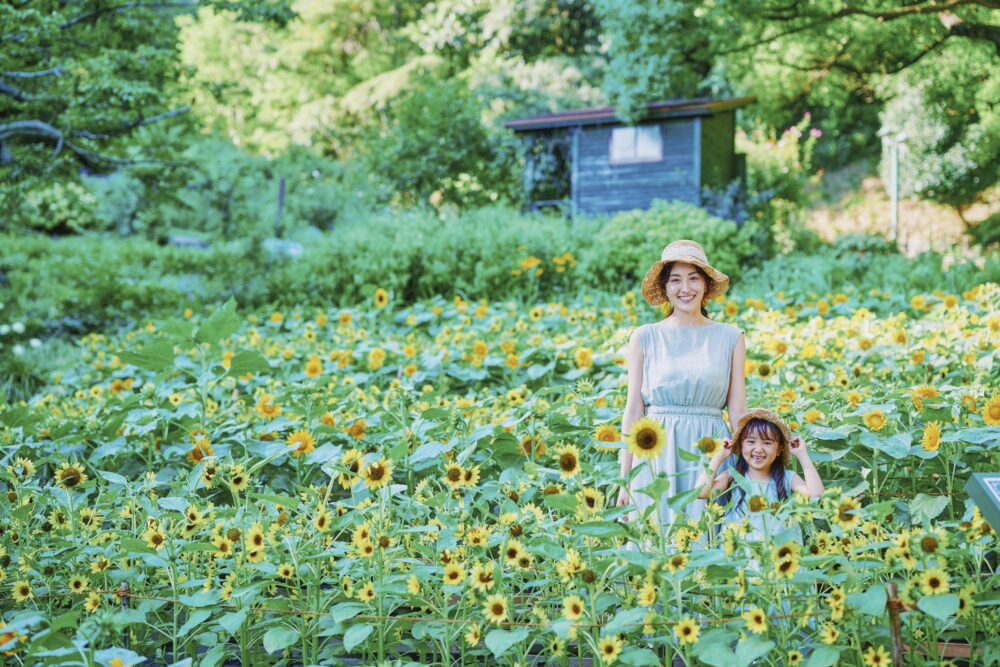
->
879, 41, 1000, 212
575, 200, 760, 289
12, 180, 105, 234
0, 0, 292, 186
360, 79, 521, 207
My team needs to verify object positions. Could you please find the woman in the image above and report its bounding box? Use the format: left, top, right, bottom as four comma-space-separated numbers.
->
616, 239, 747, 534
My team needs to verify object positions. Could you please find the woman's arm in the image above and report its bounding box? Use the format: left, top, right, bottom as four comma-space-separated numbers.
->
789, 437, 824, 497
726, 333, 747, 430
616, 329, 645, 507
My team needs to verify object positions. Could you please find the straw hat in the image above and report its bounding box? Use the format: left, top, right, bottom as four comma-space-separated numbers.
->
640, 240, 730, 306
730, 408, 793, 465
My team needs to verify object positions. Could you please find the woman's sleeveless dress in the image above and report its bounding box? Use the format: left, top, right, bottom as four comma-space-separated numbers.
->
629, 320, 743, 533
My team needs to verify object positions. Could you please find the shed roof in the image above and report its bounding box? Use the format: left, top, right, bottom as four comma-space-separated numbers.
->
504, 96, 756, 132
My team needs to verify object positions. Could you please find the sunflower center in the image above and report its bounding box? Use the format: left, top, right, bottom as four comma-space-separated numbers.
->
636, 429, 657, 450
560, 453, 576, 470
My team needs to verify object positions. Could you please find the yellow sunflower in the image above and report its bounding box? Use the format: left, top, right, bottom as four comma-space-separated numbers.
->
360, 458, 393, 491
55, 462, 88, 490
11, 580, 32, 603
483, 594, 508, 625
674, 617, 700, 645
982, 394, 1000, 426
741, 606, 767, 634
286, 429, 316, 457
919, 567, 950, 596
627, 417, 667, 460
920, 421, 942, 452
597, 635, 623, 664
373, 288, 389, 309
555, 444, 581, 479
863, 409, 887, 431
562, 594, 585, 621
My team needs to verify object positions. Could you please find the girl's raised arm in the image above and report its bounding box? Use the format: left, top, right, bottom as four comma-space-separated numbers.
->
789, 437, 824, 497
697, 441, 734, 500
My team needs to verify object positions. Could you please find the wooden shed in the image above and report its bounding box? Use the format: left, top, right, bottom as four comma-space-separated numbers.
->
504, 96, 755, 216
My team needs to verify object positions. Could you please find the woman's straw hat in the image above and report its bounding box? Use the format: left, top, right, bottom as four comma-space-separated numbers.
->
730, 408, 793, 465
640, 240, 730, 306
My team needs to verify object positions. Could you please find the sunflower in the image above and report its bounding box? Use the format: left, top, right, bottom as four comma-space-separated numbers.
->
69, 575, 89, 594
356, 580, 375, 602
286, 429, 316, 457
862, 645, 891, 667
741, 606, 767, 634
11, 580, 32, 603
360, 458, 393, 490
255, 394, 282, 419
143, 524, 166, 550
309, 506, 331, 536
339, 448, 363, 489
464, 622, 481, 646
304, 356, 323, 378
637, 581, 656, 606
597, 635, 623, 665
562, 594, 585, 621
594, 424, 620, 452
787, 649, 804, 665
502, 539, 524, 565
84, 591, 101, 613
696, 437, 720, 457
556, 444, 581, 478
665, 553, 688, 575
373, 288, 389, 309
470, 561, 495, 592
442, 563, 466, 586
55, 462, 88, 490
748, 495, 768, 513
211, 535, 234, 559
443, 462, 464, 489
406, 574, 420, 595
863, 409, 887, 431
674, 617, 700, 645
627, 417, 667, 460
820, 623, 840, 644
982, 394, 1000, 426
462, 465, 481, 487
920, 421, 942, 452
227, 465, 249, 493
576, 487, 604, 515
483, 594, 508, 625
832, 495, 863, 532
277, 563, 295, 580
919, 567, 950, 596
245, 521, 266, 551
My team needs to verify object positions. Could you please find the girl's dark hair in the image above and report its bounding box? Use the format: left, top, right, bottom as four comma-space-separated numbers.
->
659, 262, 711, 318
716, 419, 788, 513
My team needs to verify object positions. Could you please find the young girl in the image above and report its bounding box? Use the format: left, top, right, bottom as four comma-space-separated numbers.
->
698, 408, 824, 542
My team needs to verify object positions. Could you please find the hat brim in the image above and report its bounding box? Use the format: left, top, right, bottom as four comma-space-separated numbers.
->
641, 255, 729, 306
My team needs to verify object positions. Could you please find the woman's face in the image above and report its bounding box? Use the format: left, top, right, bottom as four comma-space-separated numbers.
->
740, 430, 780, 473
665, 262, 706, 314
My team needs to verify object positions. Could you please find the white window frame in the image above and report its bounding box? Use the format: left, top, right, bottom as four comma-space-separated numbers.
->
608, 124, 663, 165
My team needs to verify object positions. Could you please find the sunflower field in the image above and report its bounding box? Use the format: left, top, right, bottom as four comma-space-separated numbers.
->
1, 276, 999, 667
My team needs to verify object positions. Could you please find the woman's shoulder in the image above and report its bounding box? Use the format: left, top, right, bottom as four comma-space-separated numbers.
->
712, 321, 744, 337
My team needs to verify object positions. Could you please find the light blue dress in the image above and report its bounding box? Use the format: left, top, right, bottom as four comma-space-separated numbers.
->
629, 320, 743, 532
722, 470, 801, 544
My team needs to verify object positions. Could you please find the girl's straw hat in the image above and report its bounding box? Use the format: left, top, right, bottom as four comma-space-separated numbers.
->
640, 240, 730, 306
730, 408, 793, 464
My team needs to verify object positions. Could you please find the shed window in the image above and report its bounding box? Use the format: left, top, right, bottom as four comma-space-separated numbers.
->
609, 125, 663, 164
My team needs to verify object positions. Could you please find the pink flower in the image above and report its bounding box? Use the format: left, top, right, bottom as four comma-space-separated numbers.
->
809, 128, 823, 138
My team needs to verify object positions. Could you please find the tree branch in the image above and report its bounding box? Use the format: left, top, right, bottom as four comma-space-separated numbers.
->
61, 1, 196, 29
0, 67, 64, 79
0, 120, 64, 157
71, 105, 191, 140
0, 80, 34, 102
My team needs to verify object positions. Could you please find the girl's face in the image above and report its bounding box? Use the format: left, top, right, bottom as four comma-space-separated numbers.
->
740, 430, 780, 473
665, 262, 706, 315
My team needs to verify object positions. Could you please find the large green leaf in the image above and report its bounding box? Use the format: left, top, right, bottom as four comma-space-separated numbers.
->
195, 298, 242, 344
484, 628, 529, 659
735, 636, 774, 666
804, 646, 841, 667
343, 623, 374, 652
918, 593, 959, 620
847, 584, 887, 616
120, 340, 175, 372
226, 350, 271, 376
262, 626, 299, 653
909, 494, 950, 523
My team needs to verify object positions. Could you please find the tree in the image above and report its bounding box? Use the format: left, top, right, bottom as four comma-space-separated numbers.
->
0, 0, 293, 187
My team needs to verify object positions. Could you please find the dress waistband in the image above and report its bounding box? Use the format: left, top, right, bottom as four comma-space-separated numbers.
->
646, 405, 723, 418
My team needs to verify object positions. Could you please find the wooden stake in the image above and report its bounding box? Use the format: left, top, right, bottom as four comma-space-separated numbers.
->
886, 582, 904, 667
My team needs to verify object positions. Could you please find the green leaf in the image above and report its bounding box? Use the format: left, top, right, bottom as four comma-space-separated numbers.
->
735, 636, 774, 667
804, 646, 841, 667
692, 629, 738, 665
217, 609, 247, 635
637, 476, 671, 503
178, 609, 211, 635
543, 493, 578, 513
200, 644, 226, 667
859, 431, 911, 459
572, 522, 627, 539
121, 340, 175, 372
409, 440, 451, 463
178, 590, 218, 608
847, 584, 887, 616
602, 607, 647, 636
484, 628, 529, 659
97, 471, 129, 486
329, 602, 367, 622
918, 593, 959, 620
226, 350, 271, 376
343, 623, 374, 652
619, 646, 661, 666
909, 494, 950, 523
262, 626, 299, 653
195, 298, 241, 345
